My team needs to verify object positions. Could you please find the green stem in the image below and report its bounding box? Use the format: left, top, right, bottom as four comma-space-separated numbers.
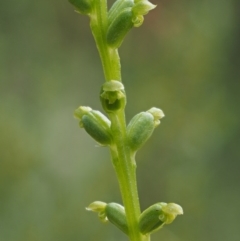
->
109, 111, 145, 241
89, 1, 149, 240
90, 0, 121, 81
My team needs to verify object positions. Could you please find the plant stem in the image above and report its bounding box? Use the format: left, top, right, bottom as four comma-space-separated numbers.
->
90, 0, 121, 81
90, 1, 149, 240
109, 111, 146, 241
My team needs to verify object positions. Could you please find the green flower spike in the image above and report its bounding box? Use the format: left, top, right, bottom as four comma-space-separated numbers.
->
74, 106, 112, 146
100, 80, 126, 113
107, 7, 134, 49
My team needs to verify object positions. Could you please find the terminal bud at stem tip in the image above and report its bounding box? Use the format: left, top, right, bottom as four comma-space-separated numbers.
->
100, 80, 126, 113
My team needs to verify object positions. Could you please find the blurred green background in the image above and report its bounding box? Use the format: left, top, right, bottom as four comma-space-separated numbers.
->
1, 0, 240, 240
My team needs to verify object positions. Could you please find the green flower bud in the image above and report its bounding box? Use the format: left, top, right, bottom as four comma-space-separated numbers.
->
132, 15, 144, 27
106, 7, 134, 49
86, 201, 107, 212
86, 202, 129, 234
86, 201, 108, 222
139, 203, 165, 235
147, 107, 165, 127
68, 0, 92, 15
108, 0, 134, 25
105, 203, 129, 235
161, 203, 183, 224
132, 0, 156, 16
139, 202, 183, 235
100, 80, 126, 113
127, 107, 164, 152
74, 106, 112, 146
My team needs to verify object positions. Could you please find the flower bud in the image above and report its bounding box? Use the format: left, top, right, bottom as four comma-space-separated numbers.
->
139, 202, 183, 235
106, 7, 134, 49
86, 202, 128, 234
132, 15, 144, 27
161, 203, 183, 224
105, 203, 129, 235
147, 107, 165, 127
139, 203, 165, 235
100, 80, 126, 113
74, 106, 112, 146
86, 201, 108, 222
132, 0, 156, 16
127, 108, 164, 152
68, 0, 92, 15
108, 0, 134, 25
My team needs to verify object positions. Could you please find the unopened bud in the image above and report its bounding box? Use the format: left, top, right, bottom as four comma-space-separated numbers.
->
106, 7, 134, 49
127, 107, 164, 152
86, 201, 107, 222
139, 202, 183, 235
68, 0, 93, 15
100, 80, 126, 113
105, 203, 129, 235
86, 201, 129, 234
132, 0, 156, 16
74, 106, 112, 146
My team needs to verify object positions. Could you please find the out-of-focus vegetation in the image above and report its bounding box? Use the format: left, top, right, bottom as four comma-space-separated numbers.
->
1, 0, 239, 240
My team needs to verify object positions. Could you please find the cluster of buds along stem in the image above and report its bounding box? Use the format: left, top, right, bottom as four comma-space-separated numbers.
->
86, 201, 183, 236
69, 0, 156, 49
75, 81, 164, 154
69, 0, 183, 239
